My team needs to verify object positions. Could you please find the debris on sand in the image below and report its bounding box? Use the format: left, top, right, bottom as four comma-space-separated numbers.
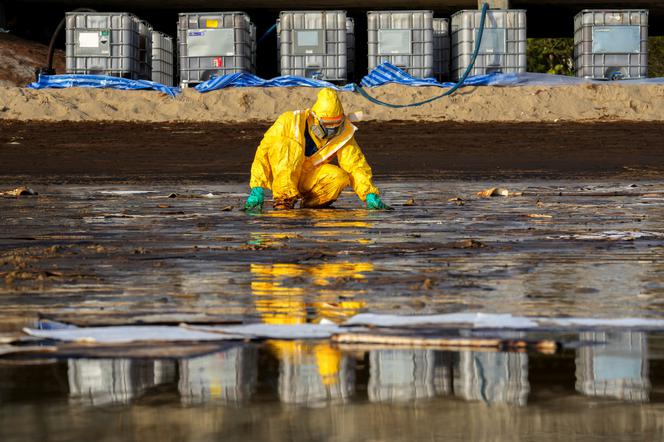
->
448, 197, 465, 206
476, 188, 522, 198
548, 230, 664, 241
451, 239, 486, 249
404, 198, 416, 206
527, 213, 553, 219
167, 192, 218, 199
0, 187, 37, 197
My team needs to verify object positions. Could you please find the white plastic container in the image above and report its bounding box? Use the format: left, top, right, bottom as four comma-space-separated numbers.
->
151, 31, 174, 86
177, 11, 255, 87
278, 10, 348, 82
574, 9, 648, 80
137, 19, 153, 80
367, 10, 434, 79
65, 12, 141, 79
451, 9, 527, 80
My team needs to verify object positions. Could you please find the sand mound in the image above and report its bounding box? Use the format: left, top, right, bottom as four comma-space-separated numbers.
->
0, 34, 65, 87
2, 82, 664, 123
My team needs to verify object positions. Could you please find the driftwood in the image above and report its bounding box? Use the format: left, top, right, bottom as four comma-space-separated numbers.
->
0, 345, 58, 357
331, 333, 560, 354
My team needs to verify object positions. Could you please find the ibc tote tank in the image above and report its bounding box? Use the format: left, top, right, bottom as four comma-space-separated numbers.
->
367, 10, 434, 79
137, 19, 153, 80
65, 12, 141, 79
151, 31, 174, 86
451, 9, 527, 80
177, 12, 255, 87
278, 11, 349, 82
574, 9, 648, 80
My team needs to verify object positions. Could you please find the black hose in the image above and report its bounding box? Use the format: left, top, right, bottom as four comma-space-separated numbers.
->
36, 7, 96, 80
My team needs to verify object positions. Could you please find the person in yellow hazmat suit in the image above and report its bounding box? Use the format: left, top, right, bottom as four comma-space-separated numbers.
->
244, 88, 391, 211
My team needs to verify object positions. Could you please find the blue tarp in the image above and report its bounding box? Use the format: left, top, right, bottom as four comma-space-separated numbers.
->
361, 63, 473, 87
194, 72, 356, 92
193, 63, 506, 92
28, 74, 180, 97
26, 64, 664, 95
361, 63, 664, 87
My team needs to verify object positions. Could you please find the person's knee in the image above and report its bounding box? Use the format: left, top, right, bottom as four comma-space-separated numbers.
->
326, 166, 350, 190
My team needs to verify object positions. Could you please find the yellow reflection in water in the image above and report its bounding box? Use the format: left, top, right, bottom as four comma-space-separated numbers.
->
251, 260, 372, 392
251, 261, 372, 324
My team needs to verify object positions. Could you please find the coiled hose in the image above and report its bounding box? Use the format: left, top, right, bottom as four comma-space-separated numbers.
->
353, 2, 489, 108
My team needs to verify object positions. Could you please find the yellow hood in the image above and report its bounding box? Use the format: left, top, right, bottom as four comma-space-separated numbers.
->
311, 88, 345, 123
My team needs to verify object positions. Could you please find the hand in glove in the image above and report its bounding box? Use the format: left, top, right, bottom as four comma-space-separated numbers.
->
366, 193, 393, 210
243, 187, 264, 212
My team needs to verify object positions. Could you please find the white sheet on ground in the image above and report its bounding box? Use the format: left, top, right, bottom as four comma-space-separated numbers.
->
23, 326, 242, 343
188, 323, 348, 339
344, 313, 664, 330
343, 313, 540, 329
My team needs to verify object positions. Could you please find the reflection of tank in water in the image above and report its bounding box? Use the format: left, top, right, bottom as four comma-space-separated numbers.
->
368, 349, 441, 402
153, 359, 177, 385
277, 342, 355, 406
576, 331, 650, 402
453, 351, 530, 406
178, 347, 258, 405
68, 359, 167, 406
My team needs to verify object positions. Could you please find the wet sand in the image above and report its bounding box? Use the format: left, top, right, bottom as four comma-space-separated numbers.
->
2, 180, 664, 333
2, 121, 664, 441
1, 121, 664, 183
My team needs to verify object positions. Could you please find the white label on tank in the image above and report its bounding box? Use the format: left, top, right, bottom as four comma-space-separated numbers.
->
378, 30, 412, 55
187, 28, 235, 57
479, 29, 506, 55
78, 32, 100, 48
593, 26, 641, 53
296, 31, 319, 47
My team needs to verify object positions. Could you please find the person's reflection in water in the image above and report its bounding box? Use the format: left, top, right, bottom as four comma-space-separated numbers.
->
68, 359, 170, 406
576, 331, 650, 402
251, 261, 370, 405
178, 347, 258, 405
454, 351, 530, 406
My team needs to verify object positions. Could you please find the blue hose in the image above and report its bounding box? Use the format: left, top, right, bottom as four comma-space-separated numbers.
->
353, 3, 490, 108
258, 23, 277, 44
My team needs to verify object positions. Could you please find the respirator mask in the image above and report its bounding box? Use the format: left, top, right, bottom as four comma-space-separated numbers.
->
310, 112, 345, 140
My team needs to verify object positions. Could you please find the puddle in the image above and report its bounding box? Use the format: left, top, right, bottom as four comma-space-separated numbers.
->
1, 332, 663, 440
1, 180, 664, 440
1, 180, 663, 331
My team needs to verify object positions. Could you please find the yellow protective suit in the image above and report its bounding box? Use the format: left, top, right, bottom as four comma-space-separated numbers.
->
249, 88, 379, 208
